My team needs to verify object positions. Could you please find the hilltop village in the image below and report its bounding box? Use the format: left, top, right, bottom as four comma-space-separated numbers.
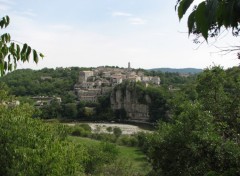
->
74, 63, 160, 102
0, 64, 202, 123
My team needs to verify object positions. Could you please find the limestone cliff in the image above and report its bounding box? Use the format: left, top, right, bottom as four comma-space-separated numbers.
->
110, 87, 151, 121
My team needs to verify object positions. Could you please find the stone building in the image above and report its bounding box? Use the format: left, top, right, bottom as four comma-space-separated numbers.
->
74, 63, 161, 103
79, 71, 94, 83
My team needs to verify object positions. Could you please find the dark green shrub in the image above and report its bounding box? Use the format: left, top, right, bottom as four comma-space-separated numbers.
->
91, 133, 116, 143
84, 142, 119, 174
106, 126, 113, 133
77, 123, 92, 132
118, 135, 138, 147
71, 126, 85, 136
113, 127, 122, 138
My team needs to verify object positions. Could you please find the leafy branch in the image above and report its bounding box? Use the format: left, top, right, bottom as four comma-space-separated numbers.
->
176, 0, 240, 41
0, 15, 44, 76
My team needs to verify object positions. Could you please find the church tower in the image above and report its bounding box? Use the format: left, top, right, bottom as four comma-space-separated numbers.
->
128, 62, 131, 70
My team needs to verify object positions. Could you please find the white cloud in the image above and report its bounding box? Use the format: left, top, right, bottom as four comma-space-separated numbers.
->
112, 11, 132, 17
0, 0, 15, 11
0, 4, 10, 11
112, 11, 146, 25
20, 10, 37, 17
0, 0, 15, 6
48, 24, 73, 32
128, 17, 146, 25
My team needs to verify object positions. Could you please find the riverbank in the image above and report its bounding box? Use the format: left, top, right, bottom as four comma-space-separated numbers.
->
65, 122, 151, 135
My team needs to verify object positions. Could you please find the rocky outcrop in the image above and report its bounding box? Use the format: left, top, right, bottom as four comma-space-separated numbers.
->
110, 88, 151, 121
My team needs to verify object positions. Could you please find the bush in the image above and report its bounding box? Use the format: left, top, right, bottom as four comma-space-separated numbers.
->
84, 142, 119, 174
106, 126, 113, 133
71, 126, 90, 137
77, 123, 92, 132
113, 127, 122, 138
95, 158, 137, 176
0, 104, 86, 175
117, 135, 138, 147
90, 133, 116, 143
136, 132, 151, 152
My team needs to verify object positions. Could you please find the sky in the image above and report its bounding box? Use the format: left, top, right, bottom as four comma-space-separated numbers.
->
0, 0, 239, 70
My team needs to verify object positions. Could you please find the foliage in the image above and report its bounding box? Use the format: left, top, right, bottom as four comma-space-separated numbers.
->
146, 70, 197, 86
117, 135, 138, 147
62, 103, 78, 118
0, 104, 87, 175
95, 158, 137, 176
176, 0, 240, 40
95, 94, 115, 121
0, 67, 197, 121
146, 66, 240, 175
147, 102, 240, 175
91, 132, 117, 143
84, 142, 119, 174
40, 98, 62, 119
0, 16, 43, 76
69, 136, 151, 175
70, 124, 92, 137
113, 127, 122, 138
106, 126, 113, 132
78, 123, 92, 132
0, 68, 81, 97
196, 66, 240, 139
146, 86, 170, 122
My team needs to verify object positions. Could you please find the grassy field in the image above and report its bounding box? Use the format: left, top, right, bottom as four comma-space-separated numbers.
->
68, 136, 152, 175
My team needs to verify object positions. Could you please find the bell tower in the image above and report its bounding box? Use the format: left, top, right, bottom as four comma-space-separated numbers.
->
128, 62, 131, 70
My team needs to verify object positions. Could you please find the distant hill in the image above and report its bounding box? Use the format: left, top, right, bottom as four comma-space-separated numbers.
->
149, 68, 203, 74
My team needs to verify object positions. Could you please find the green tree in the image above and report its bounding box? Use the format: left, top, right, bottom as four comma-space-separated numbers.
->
0, 104, 86, 175
146, 86, 169, 122
62, 103, 78, 118
147, 102, 240, 176
176, 0, 240, 40
41, 98, 62, 119
224, 67, 240, 141
196, 66, 227, 119
196, 66, 240, 139
0, 16, 43, 76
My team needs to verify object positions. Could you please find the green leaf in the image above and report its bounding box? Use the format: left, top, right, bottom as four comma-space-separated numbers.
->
187, 11, 196, 35
13, 57, 17, 69
195, 1, 209, 40
206, 0, 218, 25
33, 50, 38, 63
2, 44, 9, 56
5, 16, 10, 26
9, 43, 15, 55
6, 33, 10, 42
0, 21, 3, 28
178, 0, 194, 20
21, 44, 28, 61
16, 44, 21, 60
26, 46, 32, 62
21, 43, 28, 54
39, 53, 44, 58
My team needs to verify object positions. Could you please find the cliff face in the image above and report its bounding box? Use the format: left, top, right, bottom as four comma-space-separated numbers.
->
110, 88, 151, 121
